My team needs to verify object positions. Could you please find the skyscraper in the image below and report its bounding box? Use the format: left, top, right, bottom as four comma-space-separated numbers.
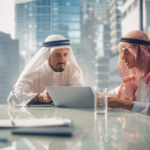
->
0, 32, 19, 103
109, 0, 123, 53
15, 0, 36, 65
35, 0, 51, 49
95, 24, 111, 89
108, 0, 123, 89
81, 0, 109, 87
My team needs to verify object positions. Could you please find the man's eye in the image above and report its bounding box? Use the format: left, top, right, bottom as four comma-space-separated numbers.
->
55, 54, 60, 57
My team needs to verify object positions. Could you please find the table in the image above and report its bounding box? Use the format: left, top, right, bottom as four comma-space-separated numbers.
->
0, 105, 150, 150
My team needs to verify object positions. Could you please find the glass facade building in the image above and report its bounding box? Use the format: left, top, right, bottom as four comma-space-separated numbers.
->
36, 0, 81, 57
36, 0, 51, 49
0, 32, 19, 103
109, 0, 123, 53
15, 0, 36, 65
95, 24, 111, 89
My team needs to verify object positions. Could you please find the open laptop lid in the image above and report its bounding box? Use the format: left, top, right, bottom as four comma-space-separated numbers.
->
46, 86, 94, 108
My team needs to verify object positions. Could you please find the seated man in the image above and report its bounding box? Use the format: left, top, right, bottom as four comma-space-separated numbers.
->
8, 34, 84, 106
107, 30, 150, 116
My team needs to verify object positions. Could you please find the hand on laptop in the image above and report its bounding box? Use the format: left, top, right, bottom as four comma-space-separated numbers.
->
38, 89, 52, 103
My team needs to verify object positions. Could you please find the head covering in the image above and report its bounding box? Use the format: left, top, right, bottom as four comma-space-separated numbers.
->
15, 34, 83, 88
117, 30, 150, 101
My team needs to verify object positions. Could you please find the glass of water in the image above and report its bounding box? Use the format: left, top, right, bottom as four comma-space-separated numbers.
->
94, 88, 108, 116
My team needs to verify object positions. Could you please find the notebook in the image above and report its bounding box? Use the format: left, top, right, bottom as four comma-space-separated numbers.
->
46, 86, 94, 108
0, 118, 72, 129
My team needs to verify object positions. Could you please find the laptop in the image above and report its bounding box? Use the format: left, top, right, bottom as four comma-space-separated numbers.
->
46, 86, 94, 108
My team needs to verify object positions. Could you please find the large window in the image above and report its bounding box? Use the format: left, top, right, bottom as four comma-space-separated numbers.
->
0, 0, 150, 103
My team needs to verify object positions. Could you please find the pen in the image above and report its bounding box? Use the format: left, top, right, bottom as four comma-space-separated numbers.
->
0, 137, 8, 142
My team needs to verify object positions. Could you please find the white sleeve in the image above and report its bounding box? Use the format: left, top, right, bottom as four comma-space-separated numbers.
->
7, 72, 38, 107
132, 102, 150, 116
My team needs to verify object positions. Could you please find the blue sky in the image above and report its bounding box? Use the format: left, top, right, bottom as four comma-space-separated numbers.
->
0, 0, 14, 37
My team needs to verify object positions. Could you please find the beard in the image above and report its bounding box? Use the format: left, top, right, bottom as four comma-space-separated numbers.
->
50, 63, 65, 72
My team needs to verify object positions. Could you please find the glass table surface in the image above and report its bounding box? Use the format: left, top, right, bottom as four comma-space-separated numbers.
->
0, 105, 150, 150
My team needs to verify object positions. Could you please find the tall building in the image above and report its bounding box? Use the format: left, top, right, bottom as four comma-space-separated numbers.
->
109, 0, 123, 53
0, 32, 19, 104
35, 0, 51, 49
51, 0, 81, 58
81, 0, 109, 87
107, 0, 123, 89
122, 0, 150, 36
15, 0, 36, 65
95, 24, 111, 89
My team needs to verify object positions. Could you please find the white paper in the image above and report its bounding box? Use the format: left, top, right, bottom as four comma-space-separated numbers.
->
0, 118, 72, 128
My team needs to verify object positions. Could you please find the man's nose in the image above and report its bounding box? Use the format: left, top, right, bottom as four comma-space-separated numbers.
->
59, 55, 65, 61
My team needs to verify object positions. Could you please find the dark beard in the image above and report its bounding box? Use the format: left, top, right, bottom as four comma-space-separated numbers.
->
50, 63, 64, 72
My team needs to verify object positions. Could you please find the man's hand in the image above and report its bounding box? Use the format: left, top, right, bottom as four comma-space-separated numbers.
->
107, 97, 133, 110
97, 97, 103, 106
38, 90, 52, 103
107, 97, 123, 108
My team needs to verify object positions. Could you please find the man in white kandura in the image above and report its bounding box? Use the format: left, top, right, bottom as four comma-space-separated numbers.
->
8, 34, 84, 106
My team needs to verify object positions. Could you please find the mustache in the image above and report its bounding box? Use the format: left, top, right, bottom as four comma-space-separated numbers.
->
57, 62, 65, 65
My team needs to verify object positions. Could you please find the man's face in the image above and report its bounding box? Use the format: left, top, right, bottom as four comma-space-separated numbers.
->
49, 48, 69, 72
122, 48, 136, 69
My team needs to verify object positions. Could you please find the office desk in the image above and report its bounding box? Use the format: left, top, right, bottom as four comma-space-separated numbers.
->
0, 105, 150, 150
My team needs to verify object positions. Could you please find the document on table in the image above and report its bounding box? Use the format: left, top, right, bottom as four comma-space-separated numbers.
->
0, 118, 72, 129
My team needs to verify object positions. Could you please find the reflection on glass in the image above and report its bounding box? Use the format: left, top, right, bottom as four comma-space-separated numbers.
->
2, 133, 83, 150
93, 113, 108, 144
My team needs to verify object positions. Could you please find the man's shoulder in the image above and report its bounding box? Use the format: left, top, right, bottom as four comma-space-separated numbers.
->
31, 62, 49, 77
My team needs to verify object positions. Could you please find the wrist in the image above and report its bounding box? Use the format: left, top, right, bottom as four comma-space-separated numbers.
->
31, 95, 39, 104
123, 100, 133, 110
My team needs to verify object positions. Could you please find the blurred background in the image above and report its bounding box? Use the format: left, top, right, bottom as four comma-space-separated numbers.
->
0, 0, 150, 104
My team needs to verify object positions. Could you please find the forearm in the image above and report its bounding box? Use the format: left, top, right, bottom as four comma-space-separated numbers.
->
108, 97, 133, 111
8, 73, 39, 106
7, 90, 37, 106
